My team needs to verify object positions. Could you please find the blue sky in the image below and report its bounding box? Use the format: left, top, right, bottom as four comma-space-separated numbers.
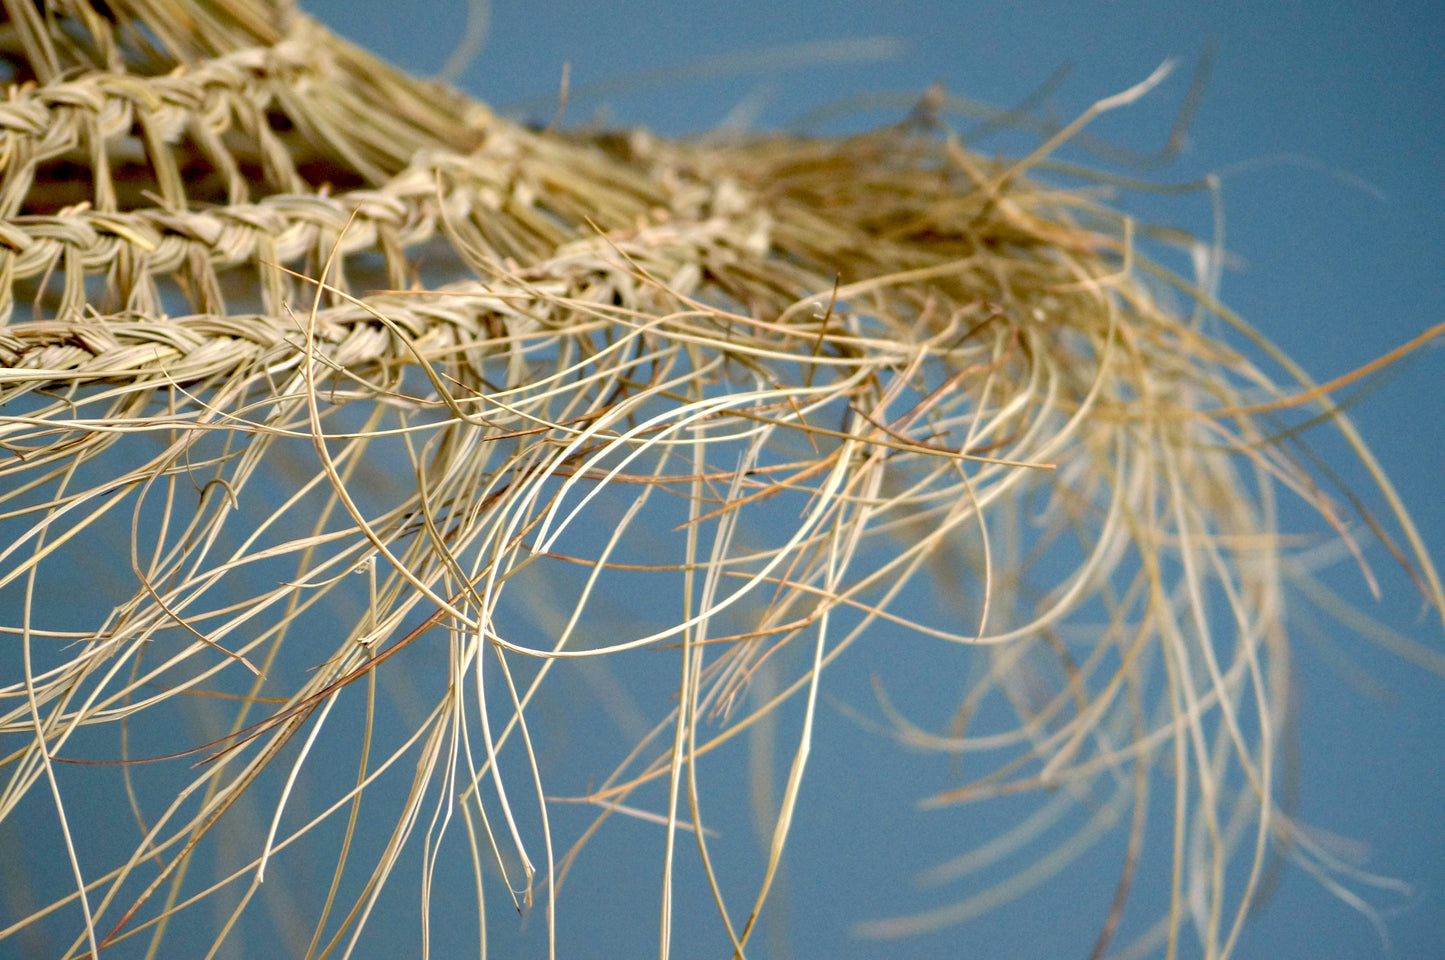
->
292, 2, 1445, 957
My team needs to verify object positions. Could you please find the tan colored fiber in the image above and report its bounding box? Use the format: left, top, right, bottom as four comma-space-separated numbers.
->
0, 2, 1439, 958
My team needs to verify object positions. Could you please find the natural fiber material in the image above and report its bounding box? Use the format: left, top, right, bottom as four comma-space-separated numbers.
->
1, 2, 1440, 958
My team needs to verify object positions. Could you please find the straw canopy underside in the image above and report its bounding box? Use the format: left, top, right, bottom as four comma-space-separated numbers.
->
0, 1, 1439, 958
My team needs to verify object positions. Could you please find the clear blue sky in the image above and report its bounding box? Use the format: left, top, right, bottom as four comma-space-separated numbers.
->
294, 1, 1445, 958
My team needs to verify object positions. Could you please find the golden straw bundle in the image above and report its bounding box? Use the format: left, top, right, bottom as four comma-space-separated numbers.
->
0, 1, 1440, 957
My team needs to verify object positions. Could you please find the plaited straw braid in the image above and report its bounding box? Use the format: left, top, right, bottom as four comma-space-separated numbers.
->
0, 0, 681, 331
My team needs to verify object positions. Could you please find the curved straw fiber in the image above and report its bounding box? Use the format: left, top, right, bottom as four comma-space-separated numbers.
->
0, 1, 1440, 958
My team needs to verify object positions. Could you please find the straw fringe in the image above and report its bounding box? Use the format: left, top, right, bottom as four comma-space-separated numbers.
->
0, 2, 1439, 958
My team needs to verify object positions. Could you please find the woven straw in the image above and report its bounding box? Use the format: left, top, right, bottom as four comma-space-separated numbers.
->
1, 2, 1440, 958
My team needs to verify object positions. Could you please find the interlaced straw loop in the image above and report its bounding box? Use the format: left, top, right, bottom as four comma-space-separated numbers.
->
0, 2, 1440, 959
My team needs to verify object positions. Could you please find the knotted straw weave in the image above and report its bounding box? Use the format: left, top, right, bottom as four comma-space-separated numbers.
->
1, 2, 1440, 958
